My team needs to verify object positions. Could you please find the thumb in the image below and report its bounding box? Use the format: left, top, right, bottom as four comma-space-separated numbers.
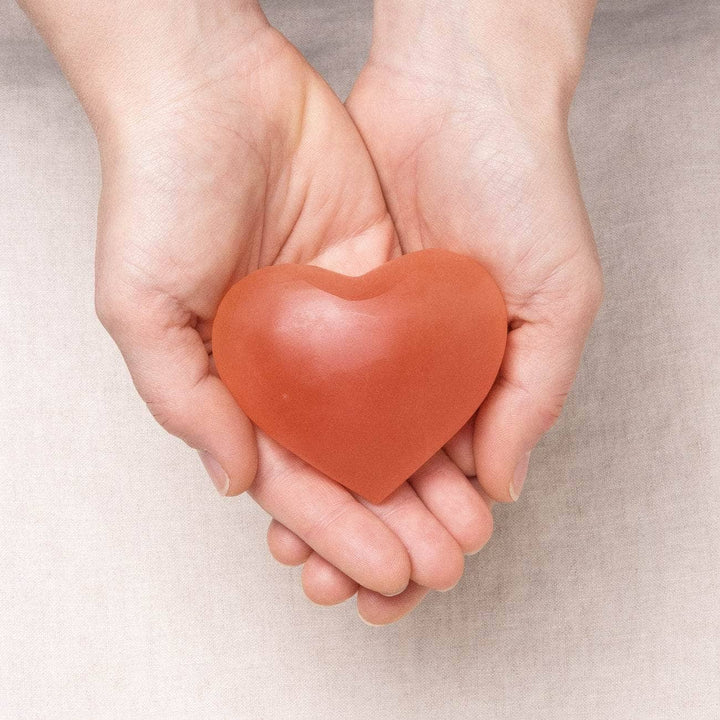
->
473, 287, 602, 503
95, 287, 257, 497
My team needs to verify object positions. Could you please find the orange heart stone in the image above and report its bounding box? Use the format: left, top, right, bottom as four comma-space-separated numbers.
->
213, 248, 507, 504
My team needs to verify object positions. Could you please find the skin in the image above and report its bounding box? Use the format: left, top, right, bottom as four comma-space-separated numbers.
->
20, 0, 603, 626
20, 0, 493, 606
267, 0, 604, 624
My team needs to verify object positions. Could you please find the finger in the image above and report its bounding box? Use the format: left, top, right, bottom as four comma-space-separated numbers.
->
95, 290, 257, 497
248, 431, 412, 597
266, 518, 312, 566
357, 581, 430, 626
307, 213, 402, 276
301, 552, 359, 606
468, 477, 497, 512
409, 451, 493, 555
353, 482, 465, 592
443, 416, 476, 477
473, 295, 600, 502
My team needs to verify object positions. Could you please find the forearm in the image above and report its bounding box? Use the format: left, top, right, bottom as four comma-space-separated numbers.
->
18, 0, 266, 130
370, 0, 597, 124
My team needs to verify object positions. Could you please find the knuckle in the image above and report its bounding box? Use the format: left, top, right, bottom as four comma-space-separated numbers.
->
498, 374, 566, 435
537, 400, 564, 434
585, 262, 605, 314
373, 493, 416, 522
564, 265, 604, 328
304, 500, 354, 545
536, 381, 571, 434
94, 286, 121, 331
144, 395, 190, 443
94, 280, 138, 335
145, 396, 174, 432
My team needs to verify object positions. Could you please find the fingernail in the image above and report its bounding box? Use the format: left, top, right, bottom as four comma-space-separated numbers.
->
198, 449, 230, 496
509, 451, 531, 502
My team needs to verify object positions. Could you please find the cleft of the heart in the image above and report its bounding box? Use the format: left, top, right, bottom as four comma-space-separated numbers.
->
212, 248, 507, 504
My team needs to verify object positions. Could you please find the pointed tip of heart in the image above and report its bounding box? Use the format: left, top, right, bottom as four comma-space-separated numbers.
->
353, 484, 400, 506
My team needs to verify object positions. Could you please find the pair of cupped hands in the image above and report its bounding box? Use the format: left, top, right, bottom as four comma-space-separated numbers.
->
84, 6, 603, 624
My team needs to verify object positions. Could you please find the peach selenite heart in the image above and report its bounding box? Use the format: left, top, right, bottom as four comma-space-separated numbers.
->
213, 248, 507, 504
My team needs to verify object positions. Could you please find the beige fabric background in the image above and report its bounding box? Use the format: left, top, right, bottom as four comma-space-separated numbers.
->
1, 0, 719, 717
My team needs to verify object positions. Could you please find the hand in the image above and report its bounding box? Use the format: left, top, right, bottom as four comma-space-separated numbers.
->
349, 3, 605, 493
20, 1, 491, 613
268, 1, 603, 624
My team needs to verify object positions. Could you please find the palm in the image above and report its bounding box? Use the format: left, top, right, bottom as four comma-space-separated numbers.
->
346, 58, 603, 501
96, 28, 396, 337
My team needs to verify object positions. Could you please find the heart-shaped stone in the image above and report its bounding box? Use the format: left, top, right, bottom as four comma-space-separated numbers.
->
213, 248, 507, 504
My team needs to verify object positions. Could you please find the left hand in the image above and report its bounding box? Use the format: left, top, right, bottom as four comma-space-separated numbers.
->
267, 1, 603, 625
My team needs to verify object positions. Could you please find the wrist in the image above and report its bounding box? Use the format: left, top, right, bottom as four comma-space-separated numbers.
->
22, 0, 268, 136
369, 0, 596, 131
